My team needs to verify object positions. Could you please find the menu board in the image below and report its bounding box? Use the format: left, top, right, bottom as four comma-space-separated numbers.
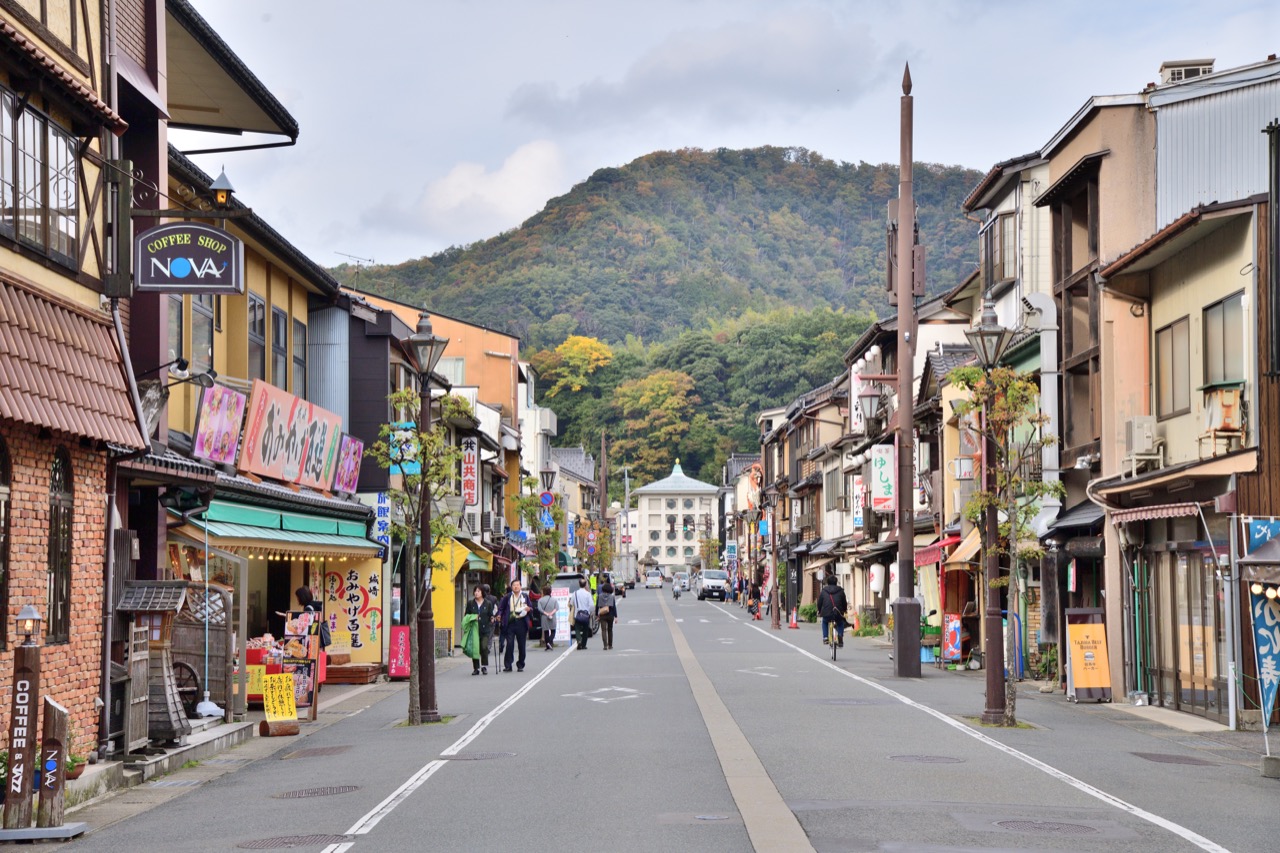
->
281, 610, 321, 719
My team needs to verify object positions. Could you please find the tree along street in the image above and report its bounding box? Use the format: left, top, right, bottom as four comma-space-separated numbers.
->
58, 588, 1269, 852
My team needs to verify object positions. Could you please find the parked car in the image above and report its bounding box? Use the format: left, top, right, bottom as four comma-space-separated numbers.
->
695, 569, 730, 601
645, 570, 663, 588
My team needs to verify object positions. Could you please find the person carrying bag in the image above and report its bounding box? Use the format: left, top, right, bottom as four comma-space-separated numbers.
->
596, 579, 618, 651
570, 578, 594, 650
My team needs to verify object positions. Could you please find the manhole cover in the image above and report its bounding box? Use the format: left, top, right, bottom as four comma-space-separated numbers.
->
995, 820, 1098, 836
281, 745, 352, 760
237, 836, 353, 849
1132, 752, 1217, 766
888, 754, 964, 764
274, 785, 360, 799
438, 752, 514, 761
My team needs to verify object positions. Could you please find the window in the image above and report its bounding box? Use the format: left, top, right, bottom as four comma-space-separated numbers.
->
684, 529, 694, 541
666, 547, 676, 557
683, 498, 693, 509
1204, 292, 1245, 386
292, 319, 307, 398
247, 293, 266, 381
192, 295, 213, 375
47, 449, 72, 643
684, 547, 694, 557
825, 469, 842, 511
0, 439, 9, 650
1156, 317, 1190, 418
666, 499, 676, 510
649, 530, 659, 541
0, 90, 78, 268
436, 357, 465, 387
167, 294, 183, 363
650, 547, 660, 557
271, 307, 288, 389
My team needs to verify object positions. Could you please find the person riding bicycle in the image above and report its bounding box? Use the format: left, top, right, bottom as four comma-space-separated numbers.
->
817, 574, 847, 648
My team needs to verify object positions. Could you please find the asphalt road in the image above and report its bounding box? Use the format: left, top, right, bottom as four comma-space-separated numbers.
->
57, 587, 1276, 852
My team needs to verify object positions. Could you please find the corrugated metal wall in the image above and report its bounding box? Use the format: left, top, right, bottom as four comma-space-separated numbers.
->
308, 305, 350, 429
1156, 80, 1280, 229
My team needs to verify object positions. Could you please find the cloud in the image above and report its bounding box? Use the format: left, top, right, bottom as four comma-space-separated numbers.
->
361, 140, 569, 249
507, 6, 883, 131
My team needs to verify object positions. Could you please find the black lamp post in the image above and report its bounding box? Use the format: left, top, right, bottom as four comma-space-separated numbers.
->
407, 314, 449, 724
762, 492, 781, 629
964, 298, 1015, 724
540, 466, 556, 493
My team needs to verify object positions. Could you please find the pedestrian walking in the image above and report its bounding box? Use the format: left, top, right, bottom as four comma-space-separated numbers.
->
747, 583, 761, 620
570, 578, 594, 650
496, 578, 532, 672
596, 579, 618, 650
463, 584, 495, 675
537, 583, 558, 650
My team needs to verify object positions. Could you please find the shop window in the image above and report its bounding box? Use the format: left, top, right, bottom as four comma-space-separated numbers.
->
1155, 317, 1190, 418
0, 438, 9, 650
293, 318, 308, 398
47, 449, 73, 643
247, 293, 266, 381
167, 293, 183, 363
192, 294, 214, 375
271, 307, 288, 389
0, 90, 78, 269
1203, 292, 1245, 385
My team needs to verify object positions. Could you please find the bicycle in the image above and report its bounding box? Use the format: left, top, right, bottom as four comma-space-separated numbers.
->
827, 615, 845, 661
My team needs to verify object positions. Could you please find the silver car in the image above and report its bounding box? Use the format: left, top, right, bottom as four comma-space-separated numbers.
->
696, 569, 730, 601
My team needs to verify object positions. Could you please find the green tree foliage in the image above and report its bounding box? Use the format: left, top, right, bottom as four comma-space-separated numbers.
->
611, 369, 699, 483
334, 147, 981, 347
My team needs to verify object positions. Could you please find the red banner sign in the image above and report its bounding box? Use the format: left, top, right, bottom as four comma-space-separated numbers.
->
461, 436, 479, 507
388, 626, 411, 679
238, 379, 342, 489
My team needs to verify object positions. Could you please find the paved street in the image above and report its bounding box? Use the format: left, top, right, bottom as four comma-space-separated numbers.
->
57, 588, 1273, 852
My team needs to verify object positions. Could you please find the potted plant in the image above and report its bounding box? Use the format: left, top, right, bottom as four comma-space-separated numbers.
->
65, 753, 87, 781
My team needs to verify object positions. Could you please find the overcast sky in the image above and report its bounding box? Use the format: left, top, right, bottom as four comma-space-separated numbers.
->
173, 0, 1278, 269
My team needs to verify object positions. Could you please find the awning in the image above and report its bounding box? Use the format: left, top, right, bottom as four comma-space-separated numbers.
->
945, 528, 982, 570
1096, 449, 1257, 498
172, 499, 380, 560
1044, 500, 1105, 535
1239, 537, 1280, 584
916, 535, 963, 567
1110, 503, 1201, 524
455, 537, 493, 571
436, 538, 489, 579
805, 557, 837, 575
810, 539, 838, 557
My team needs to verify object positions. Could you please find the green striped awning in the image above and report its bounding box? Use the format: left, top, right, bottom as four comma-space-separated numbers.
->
172, 499, 380, 558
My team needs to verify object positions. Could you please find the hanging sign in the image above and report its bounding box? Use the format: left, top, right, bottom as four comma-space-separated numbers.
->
1246, 517, 1280, 553
191, 383, 247, 465
331, 434, 365, 494
853, 475, 865, 531
134, 222, 244, 294
461, 437, 479, 507
870, 444, 896, 514
238, 379, 342, 489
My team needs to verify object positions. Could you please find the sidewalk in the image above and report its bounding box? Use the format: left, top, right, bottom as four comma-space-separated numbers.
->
57, 655, 469, 841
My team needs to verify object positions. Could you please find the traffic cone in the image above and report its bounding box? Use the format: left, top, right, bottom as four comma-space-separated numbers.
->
788, 608, 799, 629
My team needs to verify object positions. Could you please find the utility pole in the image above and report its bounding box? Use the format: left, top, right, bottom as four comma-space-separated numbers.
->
892, 63, 922, 678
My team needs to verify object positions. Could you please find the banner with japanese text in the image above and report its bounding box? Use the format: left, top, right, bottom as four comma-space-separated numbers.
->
238, 379, 341, 489
461, 436, 479, 506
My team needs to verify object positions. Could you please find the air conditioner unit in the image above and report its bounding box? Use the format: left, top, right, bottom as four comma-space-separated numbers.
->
481, 511, 493, 532
463, 512, 479, 535
1126, 416, 1158, 456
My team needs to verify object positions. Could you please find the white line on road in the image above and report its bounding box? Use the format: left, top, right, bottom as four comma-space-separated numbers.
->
744, 620, 1231, 853
322, 645, 577, 853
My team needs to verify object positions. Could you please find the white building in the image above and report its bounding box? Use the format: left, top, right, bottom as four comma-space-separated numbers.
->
633, 461, 720, 572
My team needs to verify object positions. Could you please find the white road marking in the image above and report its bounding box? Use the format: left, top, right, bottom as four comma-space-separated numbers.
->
322, 645, 576, 852
717, 638, 735, 645
736, 667, 778, 678
562, 686, 645, 704
699, 618, 710, 623
748, 624, 1231, 853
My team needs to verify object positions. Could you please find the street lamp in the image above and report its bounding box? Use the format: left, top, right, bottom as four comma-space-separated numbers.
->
857, 386, 881, 426
16, 604, 41, 643
762, 491, 781, 629
407, 314, 448, 724
965, 298, 1012, 725
540, 466, 556, 493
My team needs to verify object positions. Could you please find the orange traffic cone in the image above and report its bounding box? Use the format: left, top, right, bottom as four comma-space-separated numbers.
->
788, 608, 799, 629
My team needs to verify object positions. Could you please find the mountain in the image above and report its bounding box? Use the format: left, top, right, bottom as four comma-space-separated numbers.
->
334, 146, 982, 349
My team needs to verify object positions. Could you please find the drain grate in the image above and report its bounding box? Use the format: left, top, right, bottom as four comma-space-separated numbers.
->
888, 754, 964, 764
274, 785, 360, 799
1132, 752, 1217, 766
237, 835, 353, 849
438, 752, 514, 761
281, 745, 353, 760
996, 820, 1098, 836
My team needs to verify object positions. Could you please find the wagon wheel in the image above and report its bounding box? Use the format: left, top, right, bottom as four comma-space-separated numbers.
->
172, 661, 202, 718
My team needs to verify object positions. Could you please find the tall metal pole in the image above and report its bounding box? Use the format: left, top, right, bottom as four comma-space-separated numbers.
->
417, 379, 440, 723
770, 501, 781, 629
892, 63, 922, 677
981, 407, 1005, 723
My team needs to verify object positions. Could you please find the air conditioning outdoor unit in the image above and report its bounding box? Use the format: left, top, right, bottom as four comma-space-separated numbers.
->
1126, 416, 1158, 455
481, 511, 493, 532
463, 512, 479, 535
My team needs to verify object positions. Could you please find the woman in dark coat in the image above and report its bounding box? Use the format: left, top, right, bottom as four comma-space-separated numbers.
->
464, 584, 495, 674
596, 579, 618, 650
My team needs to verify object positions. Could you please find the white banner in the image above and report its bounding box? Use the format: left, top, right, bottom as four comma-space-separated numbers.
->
870, 444, 896, 514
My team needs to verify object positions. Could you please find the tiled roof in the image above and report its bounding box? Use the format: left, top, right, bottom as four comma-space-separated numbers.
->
0, 275, 147, 449
0, 20, 128, 135
551, 446, 595, 481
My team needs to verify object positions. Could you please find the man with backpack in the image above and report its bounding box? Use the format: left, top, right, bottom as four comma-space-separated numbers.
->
817, 573, 848, 648
570, 578, 595, 650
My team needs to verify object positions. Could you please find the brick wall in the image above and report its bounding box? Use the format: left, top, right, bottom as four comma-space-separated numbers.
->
0, 420, 107, 758
116, 0, 148, 68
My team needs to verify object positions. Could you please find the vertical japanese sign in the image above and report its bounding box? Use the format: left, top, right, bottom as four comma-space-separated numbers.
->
849, 367, 865, 436
567, 521, 576, 547
870, 444, 895, 514
461, 437, 479, 507
262, 673, 298, 723
943, 613, 962, 662
1244, 518, 1280, 729
853, 474, 865, 531
238, 379, 342, 489
374, 492, 391, 561
388, 625, 411, 679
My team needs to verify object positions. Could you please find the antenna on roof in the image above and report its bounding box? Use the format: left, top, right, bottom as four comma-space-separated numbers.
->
335, 252, 375, 289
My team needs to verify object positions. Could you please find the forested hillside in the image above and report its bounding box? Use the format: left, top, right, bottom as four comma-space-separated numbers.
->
335, 146, 981, 350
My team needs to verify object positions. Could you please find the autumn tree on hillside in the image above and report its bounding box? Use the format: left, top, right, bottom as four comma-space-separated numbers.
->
611, 369, 699, 482
542, 335, 613, 398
